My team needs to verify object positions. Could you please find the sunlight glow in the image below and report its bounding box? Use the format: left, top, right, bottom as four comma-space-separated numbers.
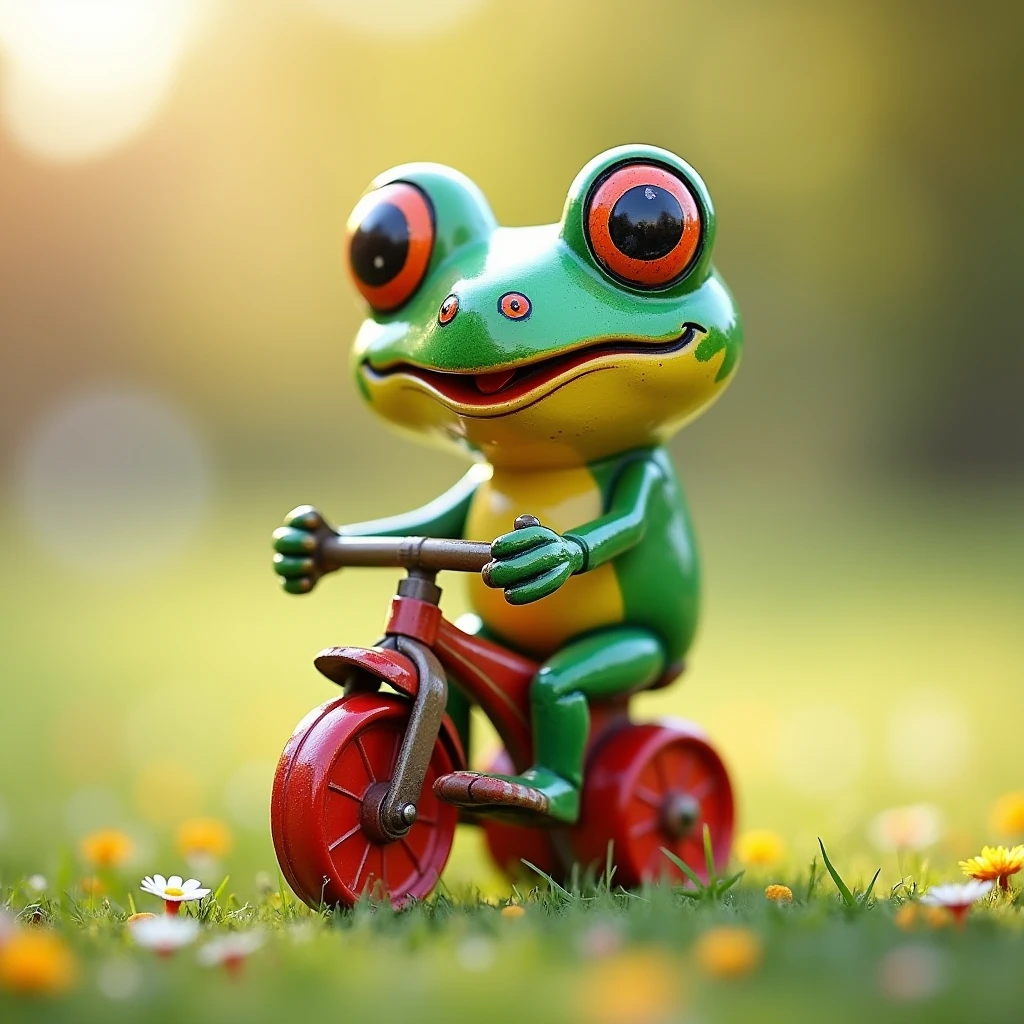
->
0, 0, 205, 161
307, 0, 486, 38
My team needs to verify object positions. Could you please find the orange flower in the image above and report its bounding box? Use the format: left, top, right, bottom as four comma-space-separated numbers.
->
693, 927, 762, 978
80, 829, 134, 869
764, 884, 793, 904
500, 905, 526, 919
990, 793, 1024, 837
0, 931, 78, 995
959, 845, 1024, 890
576, 949, 681, 1023
893, 903, 918, 931
79, 876, 106, 897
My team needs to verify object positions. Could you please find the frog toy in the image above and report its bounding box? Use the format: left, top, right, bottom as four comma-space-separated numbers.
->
272, 144, 742, 825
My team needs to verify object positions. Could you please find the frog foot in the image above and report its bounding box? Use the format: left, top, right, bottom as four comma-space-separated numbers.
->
433, 768, 579, 824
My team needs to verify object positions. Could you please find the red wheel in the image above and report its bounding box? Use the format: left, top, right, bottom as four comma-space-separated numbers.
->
481, 749, 564, 881
271, 692, 458, 909
573, 721, 734, 888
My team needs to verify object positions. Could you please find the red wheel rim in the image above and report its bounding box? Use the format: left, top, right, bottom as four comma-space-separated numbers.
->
574, 722, 734, 888
271, 693, 458, 908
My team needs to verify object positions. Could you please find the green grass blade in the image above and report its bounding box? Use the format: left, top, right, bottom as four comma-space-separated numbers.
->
818, 838, 855, 908
805, 856, 819, 902
858, 867, 882, 906
718, 870, 745, 894
522, 860, 573, 901
660, 847, 706, 891
213, 875, 230, 904
702, 824, 717, 887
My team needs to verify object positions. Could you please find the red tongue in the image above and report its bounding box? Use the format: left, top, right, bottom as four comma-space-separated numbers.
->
475, 369, 516, 394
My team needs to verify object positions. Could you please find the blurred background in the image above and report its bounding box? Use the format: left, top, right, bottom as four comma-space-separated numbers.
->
0, 0, 1021, 896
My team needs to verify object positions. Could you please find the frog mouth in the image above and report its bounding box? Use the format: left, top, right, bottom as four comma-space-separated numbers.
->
362, 321, 707, 414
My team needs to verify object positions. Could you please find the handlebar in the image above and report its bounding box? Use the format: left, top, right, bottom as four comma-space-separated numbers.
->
320, 534, 493, 574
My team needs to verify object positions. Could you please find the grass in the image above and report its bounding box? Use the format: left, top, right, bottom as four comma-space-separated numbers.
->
1, 487, 1022, 1020
3, 848, 1024, 1024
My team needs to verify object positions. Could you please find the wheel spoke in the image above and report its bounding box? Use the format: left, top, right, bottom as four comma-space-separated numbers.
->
351, 841, 371, 893
327, 782, 364, 801
635, 784, 662, 809
414, 815, 437, 827
629, 816, 659, 839
356, 737, 376, 784
389, 732, 401, 774
328, 823, 362, 851
378, 847, 387, 893
400, 836, 423, 873
689, 778, 713, 801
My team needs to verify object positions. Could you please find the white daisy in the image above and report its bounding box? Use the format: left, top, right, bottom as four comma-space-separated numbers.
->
0, 908, 17, 947
197, 931, 264, 971
26, 874, 47, 893
129, 915, 199, 954
140, 874, 211, 914
920, 879, 994, 923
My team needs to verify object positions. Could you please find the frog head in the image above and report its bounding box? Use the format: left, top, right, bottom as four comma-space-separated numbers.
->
346, 144, 742, 469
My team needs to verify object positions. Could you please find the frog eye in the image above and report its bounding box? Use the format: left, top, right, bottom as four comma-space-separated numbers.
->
346, 182, 435, 312
584, 163, 702, 289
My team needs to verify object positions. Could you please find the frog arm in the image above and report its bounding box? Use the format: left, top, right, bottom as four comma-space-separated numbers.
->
564, 457, 663, 572
337, 463, 487, 540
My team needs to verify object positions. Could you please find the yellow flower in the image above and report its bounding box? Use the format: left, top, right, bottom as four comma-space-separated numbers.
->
959, 845, 1024, 890
176, 818, 233, 862
500, 905, 526, 919
990, 793, 1024, 837
0, 931, 78, 995
125, 913, 156, 926
735, 830, 785, 868
693, 927, 763, 978
80, 829, 134, 869
764, 884, 793, 904
576, 949, 681, 1024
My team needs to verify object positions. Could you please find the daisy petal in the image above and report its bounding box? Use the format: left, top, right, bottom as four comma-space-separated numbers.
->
182, 879, 202, 891
153, 875, 167, 889
168, 876, 183, 889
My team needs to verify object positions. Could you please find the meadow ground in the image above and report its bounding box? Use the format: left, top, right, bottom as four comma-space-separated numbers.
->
1, 479, 1022, 1020
3, 852, 1024, 1024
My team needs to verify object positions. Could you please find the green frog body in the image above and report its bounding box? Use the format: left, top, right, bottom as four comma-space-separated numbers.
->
273, 145, 742, 822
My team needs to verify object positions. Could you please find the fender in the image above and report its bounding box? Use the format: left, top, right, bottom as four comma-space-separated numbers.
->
313, 645, 466, 770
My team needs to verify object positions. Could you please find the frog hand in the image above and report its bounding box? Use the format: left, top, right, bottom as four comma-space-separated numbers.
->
271, 505, 337, 595
482, 515, 585, 605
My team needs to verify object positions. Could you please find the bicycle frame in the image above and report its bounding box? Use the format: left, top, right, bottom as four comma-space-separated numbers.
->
310, 533, 632, 843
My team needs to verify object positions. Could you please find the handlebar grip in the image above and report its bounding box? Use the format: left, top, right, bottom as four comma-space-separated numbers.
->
320, 535, 493, 573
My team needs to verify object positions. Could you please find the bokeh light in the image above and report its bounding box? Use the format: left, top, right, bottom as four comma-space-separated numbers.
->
0, 0, 207, 162
15, 387, 210, 574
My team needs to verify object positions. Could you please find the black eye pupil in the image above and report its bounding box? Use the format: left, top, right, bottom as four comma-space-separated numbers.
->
608, 185, 684, 261
350, 202, 409, 286
510, 300, 520, 311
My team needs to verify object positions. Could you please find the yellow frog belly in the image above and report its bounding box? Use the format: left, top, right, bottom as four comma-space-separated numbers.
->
464, 465, 624, 659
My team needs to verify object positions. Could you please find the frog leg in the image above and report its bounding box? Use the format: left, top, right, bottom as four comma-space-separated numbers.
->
434, 626, 665, 823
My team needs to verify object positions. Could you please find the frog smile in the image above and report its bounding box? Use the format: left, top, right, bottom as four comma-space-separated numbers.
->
362, 321, 707, 413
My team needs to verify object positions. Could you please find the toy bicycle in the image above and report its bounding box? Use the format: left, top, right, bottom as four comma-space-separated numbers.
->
271, 521, 735, 909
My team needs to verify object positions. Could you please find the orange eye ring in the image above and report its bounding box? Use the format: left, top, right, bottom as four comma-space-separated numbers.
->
584, 163, 702, 289
498, 291, 531, 320
438, 293, 459, 326
346, 182, 434, 312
